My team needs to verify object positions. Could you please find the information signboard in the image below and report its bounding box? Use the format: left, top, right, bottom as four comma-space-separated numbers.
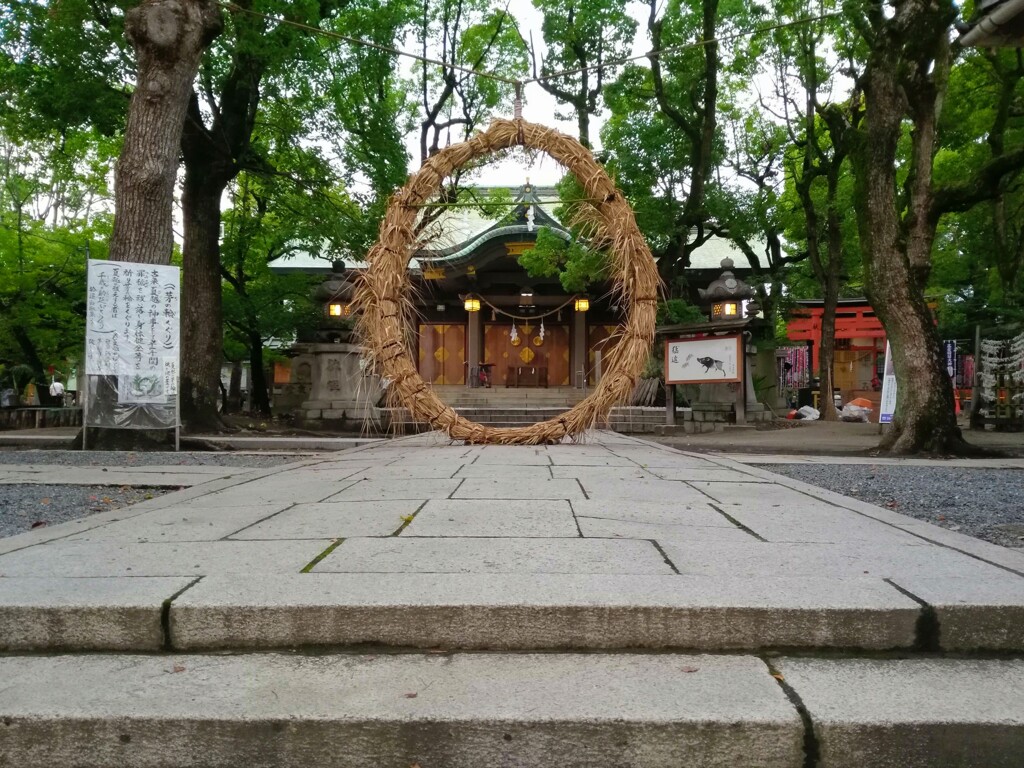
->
664, 336, 742, 385
83, 259, 180, 447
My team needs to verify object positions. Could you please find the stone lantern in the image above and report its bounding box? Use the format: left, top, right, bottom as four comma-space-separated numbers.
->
698, 258, 756, 321
292, 261, 382, 428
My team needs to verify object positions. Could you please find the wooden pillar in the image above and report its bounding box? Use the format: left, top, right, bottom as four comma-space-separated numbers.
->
665, 384, 676, 425
466, 309, 482, 388
573, 308, 587, 388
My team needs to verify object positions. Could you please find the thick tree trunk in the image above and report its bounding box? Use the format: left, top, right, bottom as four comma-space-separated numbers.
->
88, 0, 221, 451
853, 59, 966, 455
180, 174, 226, 432
111, 0, 221, 265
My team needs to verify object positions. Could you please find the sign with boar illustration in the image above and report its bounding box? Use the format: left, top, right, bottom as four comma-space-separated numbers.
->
664, 336, 742, 384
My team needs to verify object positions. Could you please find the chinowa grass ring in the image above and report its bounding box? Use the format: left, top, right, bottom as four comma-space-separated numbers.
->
355, 118, 660, 445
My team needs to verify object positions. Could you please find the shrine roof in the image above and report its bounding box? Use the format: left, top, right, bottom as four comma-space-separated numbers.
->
414, 184, 570, 266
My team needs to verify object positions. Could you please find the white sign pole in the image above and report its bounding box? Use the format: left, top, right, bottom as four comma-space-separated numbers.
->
879, 341, 897, 424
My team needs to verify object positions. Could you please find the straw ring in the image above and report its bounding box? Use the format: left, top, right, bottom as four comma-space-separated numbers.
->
355, 118, 660, 445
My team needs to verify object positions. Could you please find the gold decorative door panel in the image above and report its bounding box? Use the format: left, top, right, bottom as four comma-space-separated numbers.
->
484, 323, 569, 387
418, 324, 466, 385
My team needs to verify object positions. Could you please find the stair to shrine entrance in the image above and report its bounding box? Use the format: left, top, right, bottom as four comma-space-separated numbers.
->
382, 385, 668, 430
429, 384, 587, 408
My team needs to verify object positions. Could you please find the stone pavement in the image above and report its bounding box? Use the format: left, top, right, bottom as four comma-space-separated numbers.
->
1, 431, 1023, 767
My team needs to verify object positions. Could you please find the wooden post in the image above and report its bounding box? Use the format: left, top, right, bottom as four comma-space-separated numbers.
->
665, 384, 676, 426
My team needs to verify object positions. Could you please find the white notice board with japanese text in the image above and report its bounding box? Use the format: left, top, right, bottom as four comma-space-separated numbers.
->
83, 259, 180, 444
86, 259, 180, 404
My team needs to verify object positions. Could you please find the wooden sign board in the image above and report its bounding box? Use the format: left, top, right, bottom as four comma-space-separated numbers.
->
665, 336, 742, 384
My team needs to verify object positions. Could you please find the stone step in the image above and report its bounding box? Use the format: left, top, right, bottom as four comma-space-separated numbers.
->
1, 651, 1021, 768
9, 571, 1024, 654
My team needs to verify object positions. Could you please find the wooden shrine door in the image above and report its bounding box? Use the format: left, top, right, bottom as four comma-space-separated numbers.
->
417, 323, 466, 384
483, 323, 570, 386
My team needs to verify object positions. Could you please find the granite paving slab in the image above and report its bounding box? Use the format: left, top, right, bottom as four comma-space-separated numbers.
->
60, 503, 295, 542
647, 467, 764, 483
168, 573, 919, 651
885, 575, 1024, 650
656, 540, 1011, 580
0, 539, 334, 577
774, 657, 1024, 767
323, 478, 463, 501
451, 477, 586, 500
470, 448, 552, 466
0, 653, 803, 768
228, 499, 423, 540
453, 463, 553, 479
548, 465, 652, 480
579, 477, 711, 504
192, 478, 349, 506
570, 499, 738, 527
310, 537, 675, 574
0, 576, 194, 651
350, 463, 465, 479
577, 516, 754, 541
404, 499, 579, 537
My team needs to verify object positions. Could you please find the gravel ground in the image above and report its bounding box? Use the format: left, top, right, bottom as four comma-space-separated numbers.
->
759, 464, 1024, 549
0, 450, 303, 468
0, 484, 173, 539
0, 450, 305, 539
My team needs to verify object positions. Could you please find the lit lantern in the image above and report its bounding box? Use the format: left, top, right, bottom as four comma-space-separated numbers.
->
574, 297, 590, 312
464, 297, 481, 312
711, 301, 740, 320
328, 302, 351, 317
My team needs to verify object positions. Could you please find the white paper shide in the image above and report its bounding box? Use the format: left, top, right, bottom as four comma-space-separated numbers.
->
86, 260, 180, 404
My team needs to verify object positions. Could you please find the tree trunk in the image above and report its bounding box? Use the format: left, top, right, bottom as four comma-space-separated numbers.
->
818, 278, 839, 421
248, 333, 271, 416
111, 0, 222, 265
852, 59, 966, 454
87, 0, 221, 451
180, 173, 226, 432
11, 326, 46, 383
227, 361, 243, 413
577, 108, 591, 149
818, 173, 846, 422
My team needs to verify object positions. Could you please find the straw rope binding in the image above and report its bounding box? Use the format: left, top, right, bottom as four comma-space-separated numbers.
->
355, 118, 660, 445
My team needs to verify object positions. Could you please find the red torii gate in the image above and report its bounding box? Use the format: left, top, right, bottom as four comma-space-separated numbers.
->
785, 300, 886, 371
